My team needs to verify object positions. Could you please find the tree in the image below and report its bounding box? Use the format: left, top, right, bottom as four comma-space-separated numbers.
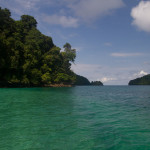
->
57, 43, 77, 84
0, 7, 77, 87
63, 43, 76, 63
21, 15, 37, 29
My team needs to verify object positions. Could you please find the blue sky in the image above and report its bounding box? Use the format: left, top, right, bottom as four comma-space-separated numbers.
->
1, 0, 150, 85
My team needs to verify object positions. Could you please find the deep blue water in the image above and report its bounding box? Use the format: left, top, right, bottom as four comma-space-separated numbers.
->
0, 86, 150, 150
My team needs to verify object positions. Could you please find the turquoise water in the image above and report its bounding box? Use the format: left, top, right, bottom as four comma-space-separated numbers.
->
0, 86, 150, 150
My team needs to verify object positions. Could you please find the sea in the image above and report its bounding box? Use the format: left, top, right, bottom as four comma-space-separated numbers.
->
0, 86, 150, 150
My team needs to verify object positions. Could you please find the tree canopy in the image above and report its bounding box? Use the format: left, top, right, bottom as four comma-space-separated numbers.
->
129, 74, 150, 85
0, 7, 76, 87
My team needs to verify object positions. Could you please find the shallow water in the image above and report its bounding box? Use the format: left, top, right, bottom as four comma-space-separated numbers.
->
0, 86, 150, 150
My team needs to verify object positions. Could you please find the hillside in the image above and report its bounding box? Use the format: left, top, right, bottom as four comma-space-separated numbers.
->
0, 7, 76, 87
74, 75, 91, 85
129, 74, 150, 85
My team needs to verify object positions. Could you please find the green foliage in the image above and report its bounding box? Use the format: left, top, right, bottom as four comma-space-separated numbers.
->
0, 7, 77, 87
0, 7, 14, 32
91, 81, 103, 86
74, 75, 91, 85
21, 15, 37, 30
42, 73, 52, 84
129, 74, 150, 85
55, 72, 76, 84
63, 43, 76, 63
54, 73, 71, 83
30, 69, 42, 85
74, 75, 103, 86
22, 75, 30, 85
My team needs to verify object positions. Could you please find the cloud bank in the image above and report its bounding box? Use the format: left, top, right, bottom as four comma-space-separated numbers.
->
133, 70, 148, 78
111, 53, 143, 57
71, 63, 128, 85
101, 77, 116, 83
72, 63, 150, 85
42, 14, 79, 28
131, 1, 150, 32
69, 0, 124, 22
0, 0, 124, 27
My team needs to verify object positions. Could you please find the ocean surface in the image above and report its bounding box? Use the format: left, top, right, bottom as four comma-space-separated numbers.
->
0, 86, 150, 150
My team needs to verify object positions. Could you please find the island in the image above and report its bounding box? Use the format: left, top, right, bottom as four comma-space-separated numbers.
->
0, 7, 103, 87
128, 74, 150, 85
91, 81, 103, 86
0, 7, 75, 87
74, 75, 103, 86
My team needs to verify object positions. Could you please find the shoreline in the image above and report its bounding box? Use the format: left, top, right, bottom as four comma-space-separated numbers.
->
0, 84, 104, 88
0, 83, 73, 88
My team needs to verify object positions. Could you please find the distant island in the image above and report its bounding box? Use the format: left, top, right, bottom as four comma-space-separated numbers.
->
129, 74, 150, 85
74, 75, 103, 86
0, 7, 103, 87
91, 81, 103, 86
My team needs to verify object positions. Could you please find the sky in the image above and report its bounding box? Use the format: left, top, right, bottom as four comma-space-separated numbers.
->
0, 0, 150, 85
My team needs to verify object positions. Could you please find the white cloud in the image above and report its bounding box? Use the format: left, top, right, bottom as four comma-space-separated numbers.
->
14, 0, 40, 10
71, 63, 119, 84
71, 63, 103, 81
69, 0, 124, 22
131, 1, 150, 32
101, 77, 116, 83
133, 70, 148, 77
139, 70, 148, 76
72, 64, 102, 74
71, 63, 150, 85
42, 14, 79, 28
111, 53, 143, 57
0, 0, 41, 18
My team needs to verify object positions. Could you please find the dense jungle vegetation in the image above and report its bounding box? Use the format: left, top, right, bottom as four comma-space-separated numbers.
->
0, 7, 77, 87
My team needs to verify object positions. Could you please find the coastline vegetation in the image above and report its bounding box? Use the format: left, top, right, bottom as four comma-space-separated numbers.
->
74, 75, 91, 85
0, 7, 104, 87
0, 7, 77, 87
129, 74, 150, 85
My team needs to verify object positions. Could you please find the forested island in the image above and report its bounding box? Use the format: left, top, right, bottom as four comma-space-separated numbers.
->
91, 81, 103, 86
0, 7, 103, 87
129, 74, 150, 85
0, 7, 77, 87
74, 75, 103, 86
